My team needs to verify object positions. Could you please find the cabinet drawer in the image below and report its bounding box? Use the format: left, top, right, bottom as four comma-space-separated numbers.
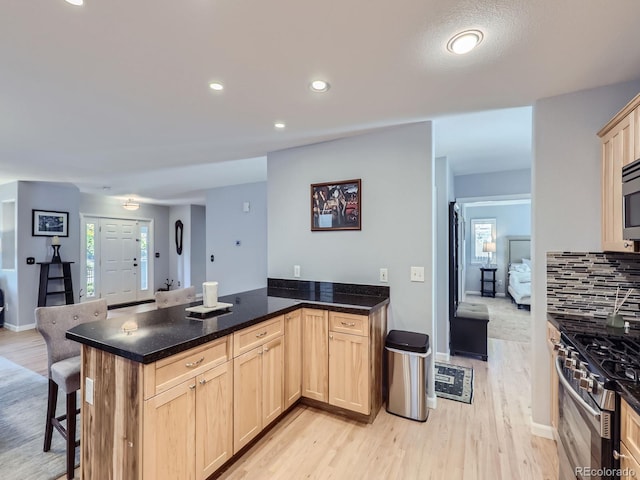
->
329, 312, 368, 337
622, 399, 640, 465
148, 337, 230, 397
233, 316, 284, 357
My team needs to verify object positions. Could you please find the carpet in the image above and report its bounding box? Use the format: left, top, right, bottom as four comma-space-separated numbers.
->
0, 356, 79, 480
469, 295, 531, 343
434, 362, 474, 404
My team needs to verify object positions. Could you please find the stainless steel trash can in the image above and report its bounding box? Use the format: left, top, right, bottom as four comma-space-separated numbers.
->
385, 330, 430, 422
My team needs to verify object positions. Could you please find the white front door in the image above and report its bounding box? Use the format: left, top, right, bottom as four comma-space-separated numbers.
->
81, 216, 154, 305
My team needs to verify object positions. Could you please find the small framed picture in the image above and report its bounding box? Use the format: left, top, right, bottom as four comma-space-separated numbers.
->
32, 210, 69, 237
311, 179, 361, 231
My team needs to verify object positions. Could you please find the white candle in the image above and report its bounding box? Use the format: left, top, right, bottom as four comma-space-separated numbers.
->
51, 236, 60, 246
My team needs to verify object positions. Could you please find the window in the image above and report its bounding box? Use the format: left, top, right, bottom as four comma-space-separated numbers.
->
139, 225, 149, 291
470, 218, 496, 264
85, 222, 96, 298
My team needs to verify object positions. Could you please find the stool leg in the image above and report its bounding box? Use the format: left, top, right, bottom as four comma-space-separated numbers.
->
44, 379, 58, 452
66, 391, 77, 479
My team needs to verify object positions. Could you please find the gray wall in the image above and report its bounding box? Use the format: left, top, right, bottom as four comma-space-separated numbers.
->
0, 182, 18, 328
455, 168, 531, 199
190, 205, 206, 292
463, 202, 531, 295
267, 122, 436, 397
532, 79, 640, 431
81, 192, 170, 294
435, 156, 453, 357
205, 182, 267, 296
170, 205, 191, 289
18, 182, 81, 329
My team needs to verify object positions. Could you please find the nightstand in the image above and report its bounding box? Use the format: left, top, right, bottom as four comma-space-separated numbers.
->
480, 267, 497, 298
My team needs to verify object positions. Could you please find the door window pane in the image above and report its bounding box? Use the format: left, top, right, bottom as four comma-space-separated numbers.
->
86, 223, 95, 297
140, 225, 148, 291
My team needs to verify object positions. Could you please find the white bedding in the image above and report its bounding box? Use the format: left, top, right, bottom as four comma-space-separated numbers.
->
508, 262, 531, 305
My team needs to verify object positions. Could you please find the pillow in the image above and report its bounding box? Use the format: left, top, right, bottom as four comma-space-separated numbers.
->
522, 258, 532, 269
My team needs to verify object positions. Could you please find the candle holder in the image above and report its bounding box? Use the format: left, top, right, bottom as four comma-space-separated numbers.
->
51, 245, 61, 263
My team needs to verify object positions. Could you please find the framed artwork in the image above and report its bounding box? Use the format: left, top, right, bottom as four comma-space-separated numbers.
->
32, 209, 69, 237
311, 179, 361, 231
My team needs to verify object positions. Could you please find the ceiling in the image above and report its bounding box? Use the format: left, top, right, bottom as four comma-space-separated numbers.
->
2, 0, 639, 205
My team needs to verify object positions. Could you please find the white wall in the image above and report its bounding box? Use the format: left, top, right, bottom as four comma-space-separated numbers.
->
268, 122, 436, 397
205, 182, 267, 296
463, 202, 531, 295
531, 79, 640, 431
455, 168, 531, 198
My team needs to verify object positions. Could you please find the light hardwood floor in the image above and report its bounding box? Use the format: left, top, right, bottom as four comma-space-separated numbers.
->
0, 311, 558, 480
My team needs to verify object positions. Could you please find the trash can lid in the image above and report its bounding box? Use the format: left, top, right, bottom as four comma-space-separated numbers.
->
385, 330, 429, 353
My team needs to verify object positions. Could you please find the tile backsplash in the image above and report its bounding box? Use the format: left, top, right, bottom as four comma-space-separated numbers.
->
547, 252, 640, 322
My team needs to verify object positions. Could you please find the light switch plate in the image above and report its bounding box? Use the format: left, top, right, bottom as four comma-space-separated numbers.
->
85, 377, 94, 405
410, 266, 425, 282
379, 268, 388, 282
294, 265, 301, 278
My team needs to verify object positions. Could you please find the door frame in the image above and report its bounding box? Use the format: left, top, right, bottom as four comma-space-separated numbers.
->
80, 214, 155, 304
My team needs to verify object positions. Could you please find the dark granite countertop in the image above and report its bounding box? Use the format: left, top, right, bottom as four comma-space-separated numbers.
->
66, 282, 389, 364
548, 312, 640, 413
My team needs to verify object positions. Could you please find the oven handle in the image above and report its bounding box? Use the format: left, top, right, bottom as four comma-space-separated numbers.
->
555, 357, 601, 419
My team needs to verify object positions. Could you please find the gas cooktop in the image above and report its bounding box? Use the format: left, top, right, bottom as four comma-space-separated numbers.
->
569, 333, 640, 383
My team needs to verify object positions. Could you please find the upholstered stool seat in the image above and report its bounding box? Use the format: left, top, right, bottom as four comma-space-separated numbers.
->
35, 298, 108, 480
154, 286, 197, 309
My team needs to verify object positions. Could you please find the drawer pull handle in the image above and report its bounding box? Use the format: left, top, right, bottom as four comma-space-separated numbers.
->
185, 357, 204, 368
341, 322, 356, 327
264, 346, 269, 352
189, 384, 196, 390
199, 379, 207, 385
256, 331, 268, 338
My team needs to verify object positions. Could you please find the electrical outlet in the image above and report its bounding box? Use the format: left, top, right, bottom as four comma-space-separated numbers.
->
178, 281, 181, 287
294, 265, 301, 278
85, 377, 94, 405
410, 266, 425, 282
379, 268, 388, 282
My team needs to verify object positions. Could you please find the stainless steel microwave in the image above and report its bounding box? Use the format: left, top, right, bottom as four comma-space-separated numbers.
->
623, 157, 640, 239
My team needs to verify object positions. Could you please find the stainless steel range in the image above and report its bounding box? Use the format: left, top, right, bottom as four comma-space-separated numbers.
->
554, 331, 626, 480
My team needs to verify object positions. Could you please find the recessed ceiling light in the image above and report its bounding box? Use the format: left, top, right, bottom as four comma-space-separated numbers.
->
447, 29, 484, 55
310, 80, 330, 93
65, 0, 84, 5
274, 122, 286, 129
209, 82, 224, 91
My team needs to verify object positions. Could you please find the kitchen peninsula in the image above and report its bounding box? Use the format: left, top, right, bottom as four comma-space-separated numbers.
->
66, 280, 389, 480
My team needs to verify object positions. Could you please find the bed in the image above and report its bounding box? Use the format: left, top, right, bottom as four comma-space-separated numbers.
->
506, 236, 531, 309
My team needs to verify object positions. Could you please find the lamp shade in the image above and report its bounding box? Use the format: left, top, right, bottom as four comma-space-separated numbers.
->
482, 241, 496, 253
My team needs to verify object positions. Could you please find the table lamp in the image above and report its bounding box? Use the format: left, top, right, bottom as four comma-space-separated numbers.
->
482, 241, 496, 267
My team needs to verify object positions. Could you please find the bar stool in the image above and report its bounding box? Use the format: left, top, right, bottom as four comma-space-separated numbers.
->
154, 286, 196, 309
35, 299, 108, 479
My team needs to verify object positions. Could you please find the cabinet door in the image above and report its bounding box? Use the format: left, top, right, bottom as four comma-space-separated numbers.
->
547, 323, 560, 431
143, 380, 196, 480
620, 442, 640, 480
233, 348, 263, 453
329, 331, 370, 415
302, 309, 328, 402
284, 310, 302, 409
262, 336, 284, 427
196, 361, 233, 479
602, 112, 634, 252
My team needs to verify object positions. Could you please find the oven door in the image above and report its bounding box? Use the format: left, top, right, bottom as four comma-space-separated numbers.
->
555, 358, 616, 480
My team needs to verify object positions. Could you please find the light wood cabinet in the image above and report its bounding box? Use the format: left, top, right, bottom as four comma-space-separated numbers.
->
599, 94, 640, 252
284, 310, 302, 409
143, 356, 233, 480
233, 320, 284, 453
620, 398, 640, 478
302, 308, 329, 402
546, 322, 560, 432
329, 330, 370, 414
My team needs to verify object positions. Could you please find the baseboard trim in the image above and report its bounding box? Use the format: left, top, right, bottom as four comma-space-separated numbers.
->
531, 421, 555, 440
3, 322, 36, 332
435, 352, 450, 362
428, 395, 437, 409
